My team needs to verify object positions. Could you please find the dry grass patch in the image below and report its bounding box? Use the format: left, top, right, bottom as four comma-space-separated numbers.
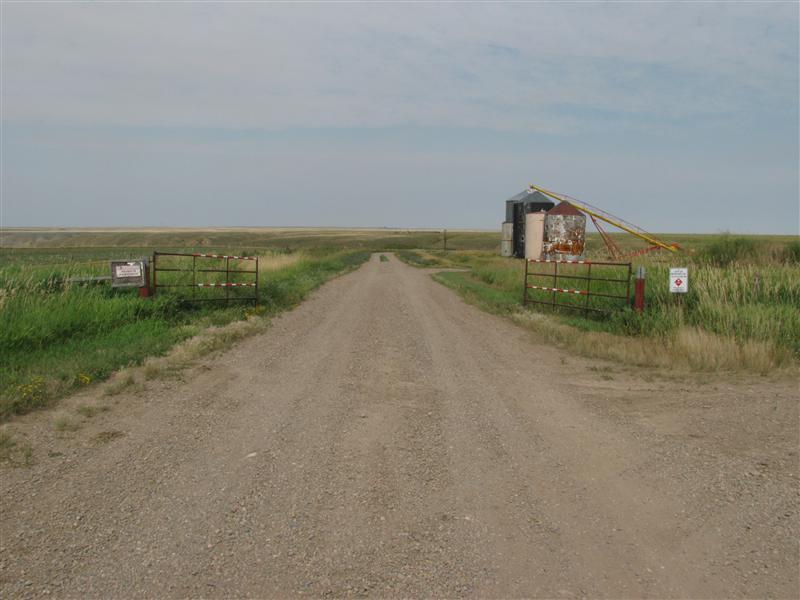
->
0, 429, 33, 466
147, 317, 268, 376
102, 371, 142, 396
53, 415, 81, 433
93, 430, 125, 444
76, 403, 110, 418
106, 315, 272, 387
511, 310, 793, 375
258, 251, 308, 272
0, 429, 17, 461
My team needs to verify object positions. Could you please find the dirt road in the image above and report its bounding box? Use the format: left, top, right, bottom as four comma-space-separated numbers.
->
1, 254, 798, 598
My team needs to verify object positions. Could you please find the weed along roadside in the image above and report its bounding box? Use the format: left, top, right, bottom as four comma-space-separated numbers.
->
397, 238, 800, 375
0, 247, 370, 422
1, 230, 796, 424
2, 242, 796, 598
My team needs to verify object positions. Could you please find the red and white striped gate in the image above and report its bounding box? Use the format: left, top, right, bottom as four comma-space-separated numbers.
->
152, 251, 259, 305
523, 258, 632, 315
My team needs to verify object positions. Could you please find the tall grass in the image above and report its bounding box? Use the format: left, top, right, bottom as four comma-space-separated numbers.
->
1, 228, 498, 253
258, 251, 369, 309
694, 234, 800, 266
0, 248, 369, 419
780, 239, 800, 264
624, 260, 800, 357
1, 287, 180, 351
696, 234, 760, 266
402, 237, 800, 373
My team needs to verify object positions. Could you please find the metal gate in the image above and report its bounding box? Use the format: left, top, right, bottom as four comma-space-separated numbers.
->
152, 252, 259, 304
523, 258, 631, 315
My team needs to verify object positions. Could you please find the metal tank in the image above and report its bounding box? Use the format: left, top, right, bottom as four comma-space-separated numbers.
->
543, 202, 586, 259
500, 222, 514, 257
524, 213, 545, 260
505, 201, 516, 224
505, 189, 554, 258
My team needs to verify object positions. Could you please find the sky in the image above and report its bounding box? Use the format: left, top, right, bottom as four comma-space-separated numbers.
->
1, 1, 798, 234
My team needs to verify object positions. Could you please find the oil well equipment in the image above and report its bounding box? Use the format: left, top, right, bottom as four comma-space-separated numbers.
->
501, 188, 554, 258
501, 183, 680, 261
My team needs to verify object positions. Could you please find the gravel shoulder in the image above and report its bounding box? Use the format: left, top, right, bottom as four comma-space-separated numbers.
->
1, 253, 797, 598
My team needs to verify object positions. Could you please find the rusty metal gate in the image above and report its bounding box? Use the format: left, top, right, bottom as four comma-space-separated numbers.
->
152, 252, 259, 304
523, 258, 631, 315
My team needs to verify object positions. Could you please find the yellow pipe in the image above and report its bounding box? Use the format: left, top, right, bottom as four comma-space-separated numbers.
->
529, 184, 679, 253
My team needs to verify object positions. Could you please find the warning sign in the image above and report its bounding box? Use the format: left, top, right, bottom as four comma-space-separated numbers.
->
111, 260, 146, 288
114, 264, 142, 278
669, 267, 688, 294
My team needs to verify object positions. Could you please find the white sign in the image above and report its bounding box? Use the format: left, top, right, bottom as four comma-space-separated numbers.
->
110, 260, 147, 287
114, 263, 142, 278
669, 267, 688, 293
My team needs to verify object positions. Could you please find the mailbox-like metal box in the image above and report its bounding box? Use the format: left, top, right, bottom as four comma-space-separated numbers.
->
110, 260, 147, 288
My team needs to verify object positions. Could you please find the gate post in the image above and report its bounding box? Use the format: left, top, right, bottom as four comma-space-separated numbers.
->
150, 253, 158, 297
255, 256, 259, 306
139, 260, 151, 298
634, 266, 646, 313
552, 260, 558, 308
522, 258, 529, 305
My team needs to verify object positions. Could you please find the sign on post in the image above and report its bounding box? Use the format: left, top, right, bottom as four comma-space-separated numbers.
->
111, 260, 147, 288
669, 267, 688, 294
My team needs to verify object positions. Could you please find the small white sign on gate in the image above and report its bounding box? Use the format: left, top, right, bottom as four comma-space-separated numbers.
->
114, 263, 142, 278
669, 267, 688, 294
111, 260, 147, 288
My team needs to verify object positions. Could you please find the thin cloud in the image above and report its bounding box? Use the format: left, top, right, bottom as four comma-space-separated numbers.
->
1, 2, 797, 232
3, 3, 796, 132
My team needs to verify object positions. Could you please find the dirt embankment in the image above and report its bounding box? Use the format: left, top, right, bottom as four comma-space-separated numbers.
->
1, 254, 797, 598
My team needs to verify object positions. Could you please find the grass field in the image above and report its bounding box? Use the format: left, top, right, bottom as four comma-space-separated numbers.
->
0, 227, 494, 254
398, 233, 800, 374
0, 235, 373, 420
1, 227, 797, 421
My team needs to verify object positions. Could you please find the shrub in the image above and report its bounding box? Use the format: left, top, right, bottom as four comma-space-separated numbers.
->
697, 235, 760, 266
781, 240, 800, 264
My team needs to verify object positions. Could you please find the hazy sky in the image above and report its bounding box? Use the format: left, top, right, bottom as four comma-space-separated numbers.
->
2, 1, 798, 233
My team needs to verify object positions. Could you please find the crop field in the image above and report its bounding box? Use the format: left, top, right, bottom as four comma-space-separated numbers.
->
1, 227, 797, 421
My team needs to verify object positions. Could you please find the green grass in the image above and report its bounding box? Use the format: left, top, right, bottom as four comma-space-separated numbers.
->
1, 227, 497, 254
2, 228, 796, 421
394, 250, 446, 267
257, 250, 370, 310
0, 244, 370, 420
399, 236, 800, 373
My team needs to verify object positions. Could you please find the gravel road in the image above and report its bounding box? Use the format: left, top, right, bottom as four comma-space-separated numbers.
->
1, 253, 798, 598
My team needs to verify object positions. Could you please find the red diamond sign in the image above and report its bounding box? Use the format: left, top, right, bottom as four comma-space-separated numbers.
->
670, 268, 688, 293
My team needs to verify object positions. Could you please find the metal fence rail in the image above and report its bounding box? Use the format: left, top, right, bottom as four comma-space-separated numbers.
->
152, 251, 259, 305
523, 258, 631, 315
